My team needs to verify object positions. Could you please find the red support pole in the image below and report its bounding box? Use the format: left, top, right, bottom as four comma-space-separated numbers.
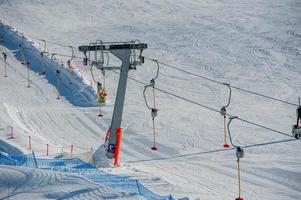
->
114, 128, 122, 167
28, 136, 31, 150
46, 143, 49, 156
71, 144, 74, 157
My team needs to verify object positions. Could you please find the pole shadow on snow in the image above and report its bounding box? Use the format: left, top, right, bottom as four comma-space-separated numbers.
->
0, 24, 97, 107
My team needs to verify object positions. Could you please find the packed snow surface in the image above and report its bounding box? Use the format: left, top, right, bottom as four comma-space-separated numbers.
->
0, 0, 301, 199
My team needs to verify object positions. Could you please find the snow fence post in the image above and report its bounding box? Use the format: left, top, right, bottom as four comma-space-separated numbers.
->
136, 180, 142, 195
3, 52, 7, 77
71, 144, 74, 158
46, 144, 49, 156
26, 62, 31, 88
28, 136, 31, 150
9, 126, 14, 138
32, 151, 38, 168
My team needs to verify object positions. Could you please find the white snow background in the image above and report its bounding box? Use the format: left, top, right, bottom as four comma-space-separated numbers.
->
0, 0, 301, 199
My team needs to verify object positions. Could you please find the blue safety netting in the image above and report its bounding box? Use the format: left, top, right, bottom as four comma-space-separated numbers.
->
0, 153, 174, 200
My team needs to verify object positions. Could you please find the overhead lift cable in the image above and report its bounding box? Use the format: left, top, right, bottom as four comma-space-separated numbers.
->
47, 52, 85, 60
25, 34, 77, 48
128, 138, 297, 163
2, 32, 296, 139
116, 72, 295, 139
15, 33, 298, 107
3, 45, 294, 141
143, 57, 298, 107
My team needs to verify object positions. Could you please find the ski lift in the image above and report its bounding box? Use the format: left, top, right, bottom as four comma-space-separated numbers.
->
220, 83, 232, 148
292, 98, 301, 139
151, 108, 158, 118
2, 51, 7, 60
18, 44, 26, 65
67, 46, 76, 71
26, 62, 31, 88
130, 40, 145, 68
83, 56, 88, 66
40, 52, 46, 75
50, 53, 56, 60
67, 60, 71, 67
97, 82, 107, 103
56, 69, 61, 99
79, 40, 147, 162
292, 126, 301, 139
40, 40, 47, 75
89, 50, 109, 103
100, 52, 110, 92
88, 40, 104, 68
82, 48, 89, 66
97, 82, 107, 117
143, 59, 160, 151
227, 116, 245, 200
2, 51, 7, 77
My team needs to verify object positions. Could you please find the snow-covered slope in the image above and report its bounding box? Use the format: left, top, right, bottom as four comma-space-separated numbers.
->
0, 0, 301, 199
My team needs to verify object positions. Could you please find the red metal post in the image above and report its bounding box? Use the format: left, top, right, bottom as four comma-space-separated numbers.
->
113, 128, 122, 167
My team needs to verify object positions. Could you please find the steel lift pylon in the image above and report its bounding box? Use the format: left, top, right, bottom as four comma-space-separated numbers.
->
79, 41, 147, 162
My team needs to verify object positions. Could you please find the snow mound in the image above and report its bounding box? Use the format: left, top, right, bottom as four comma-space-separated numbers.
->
92, 144, 112, 168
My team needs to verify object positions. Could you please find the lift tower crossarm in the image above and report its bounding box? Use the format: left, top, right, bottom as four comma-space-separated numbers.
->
79, 41, 147, 160
79, 43, 147, 52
